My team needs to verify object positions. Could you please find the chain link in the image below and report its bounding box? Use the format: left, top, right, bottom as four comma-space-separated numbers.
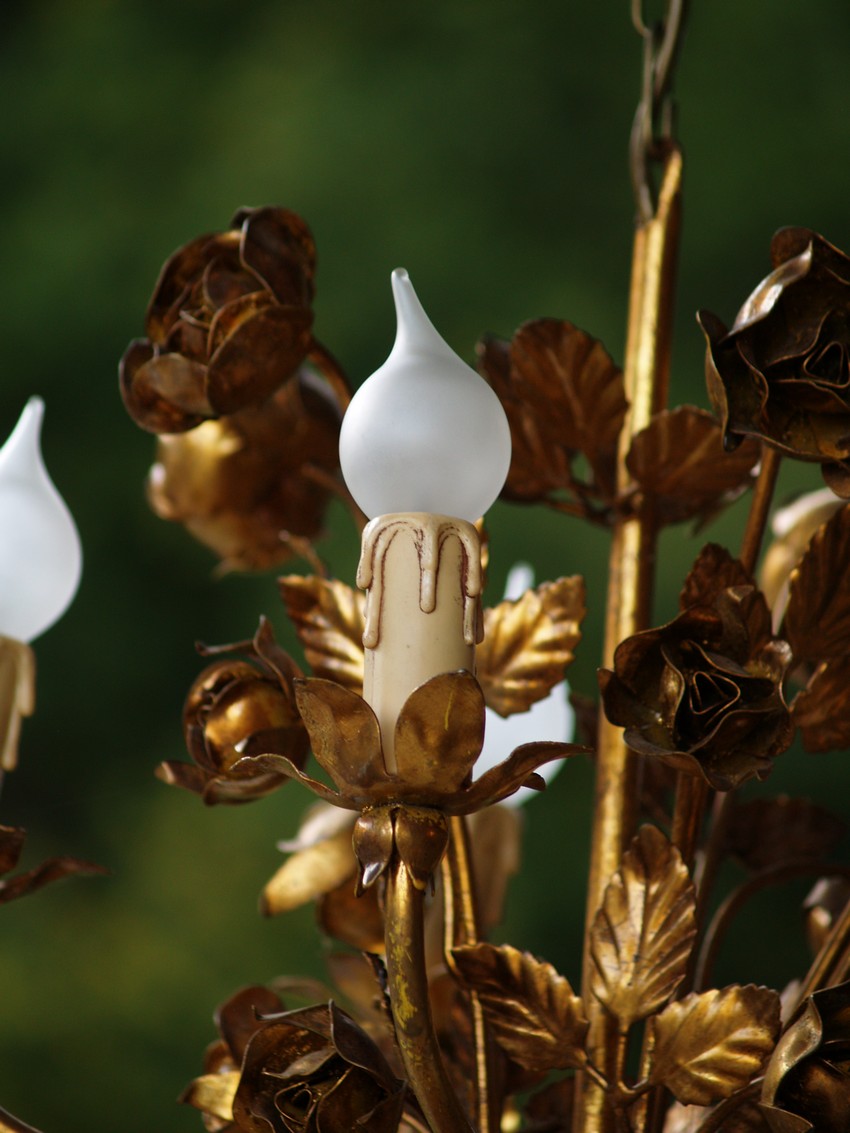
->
629, 0, 689, 223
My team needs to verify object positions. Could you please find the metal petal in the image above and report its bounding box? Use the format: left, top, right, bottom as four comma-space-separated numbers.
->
392, 671, 485, 797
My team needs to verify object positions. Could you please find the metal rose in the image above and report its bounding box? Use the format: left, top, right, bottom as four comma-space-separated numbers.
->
698, 228, 850, 469
156, 619, 309, 805
232, 1001, 406, 1133
181, 984, 285, 1132
120, 206, 316, 434
762, 981, 850, 1133
147, 353, 350, 571
599, 585, 793, 791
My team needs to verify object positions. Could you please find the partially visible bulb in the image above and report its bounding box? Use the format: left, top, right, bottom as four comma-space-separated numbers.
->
339, 269, 511, 522
0, 398, 82, 642
478, 564, 574, 807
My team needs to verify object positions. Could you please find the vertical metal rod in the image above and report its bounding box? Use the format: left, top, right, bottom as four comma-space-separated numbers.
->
576, 147, 682, 1133
739, 445, 782, 576
443, 816, 501, 1133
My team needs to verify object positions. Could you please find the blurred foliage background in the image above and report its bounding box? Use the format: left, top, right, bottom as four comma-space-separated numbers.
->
2, 1, 850, 1129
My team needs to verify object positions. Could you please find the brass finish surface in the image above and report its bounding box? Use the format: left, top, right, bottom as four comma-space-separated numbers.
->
578, 146, 682, 1133
384, 856, 474, 1133
443, 816, 499, 1133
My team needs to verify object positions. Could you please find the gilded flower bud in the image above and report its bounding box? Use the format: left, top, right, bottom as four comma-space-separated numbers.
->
147, 358, 349, 571
120, 206, 316, 434
233, 1001, 406, 1133
699, 228, 850, 472
157, 621, 309, 804
600, 575, 793, 791
762, 981, 850, 1133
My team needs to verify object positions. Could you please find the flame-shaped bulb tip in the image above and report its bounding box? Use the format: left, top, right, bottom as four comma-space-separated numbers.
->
339, 270, 511, 522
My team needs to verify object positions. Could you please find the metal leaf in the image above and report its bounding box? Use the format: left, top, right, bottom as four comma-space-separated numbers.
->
725, 796, 846, 873
477, 577, 585, 717
180, 1070, 239, 1121
678, 543, 755, 613
467, 806, 522, 934
278, 575, 366, 692
317, 875, 385, 953
650, 985, 781, 1106
792, 658, 850, 753
452, 941, 588, 1071
782, 505, 850, 665
626, 406, 760, 525
0, 854, 107, 906
589, 825, 696, 1028
456, 739, 584, 814
261, 826, 355, 915
293, 679, 385, 793
393, 671, 485, 795
477, 319, 626, 507
205, 303, 313, 415
476, 336, 574, 502
762, 981, 850, 1133
0, 825, 25, 876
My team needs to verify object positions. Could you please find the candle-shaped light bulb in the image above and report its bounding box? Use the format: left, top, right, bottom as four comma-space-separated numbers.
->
0, 398, 82, 643
339, 268, 511, 522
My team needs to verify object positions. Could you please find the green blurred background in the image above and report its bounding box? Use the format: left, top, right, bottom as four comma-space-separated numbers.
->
2, 1, 850, 1128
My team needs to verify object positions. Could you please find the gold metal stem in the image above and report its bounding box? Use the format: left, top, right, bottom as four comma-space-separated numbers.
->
443, 816, 500, 1133
739, 445, 782, 575
576, 147, 682, 1133
792, 885, 850, 1012
670, 774, 708, 870
384, 856, 473, 1133
695, 861, 850, 994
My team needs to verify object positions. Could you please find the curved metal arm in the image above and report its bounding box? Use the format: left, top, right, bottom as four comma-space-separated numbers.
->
384, 855, 473, 1133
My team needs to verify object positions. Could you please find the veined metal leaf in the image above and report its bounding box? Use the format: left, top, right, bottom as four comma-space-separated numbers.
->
650, 985, 781, 1106
452, 941, 588, 1071
782, 504, 850, 665
476, 319, 626, 508
477, 577, 585, 717
279, 575, 365, 691
626, 406, 759, 526
589, 825, 696, 1028
792, 657, 850, 753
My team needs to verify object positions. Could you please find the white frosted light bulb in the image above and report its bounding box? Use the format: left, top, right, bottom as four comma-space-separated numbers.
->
0, 398, 82, 643
339, 269, 512, 522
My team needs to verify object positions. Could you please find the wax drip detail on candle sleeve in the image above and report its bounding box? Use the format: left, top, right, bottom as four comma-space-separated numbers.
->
357, 515, 483, 650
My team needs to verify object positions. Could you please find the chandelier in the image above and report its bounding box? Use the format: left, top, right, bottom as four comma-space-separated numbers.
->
3, 3, 850, 1131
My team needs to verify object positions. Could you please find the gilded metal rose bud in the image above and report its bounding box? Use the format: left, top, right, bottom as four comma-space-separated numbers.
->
120, 206, 316, 434
600, 548, 793, 791
147, 356, 350, 571
182, 992, 406, 1133
762, 981, 850, 1133
698, 228, 850, 475
157, 619, 309, 804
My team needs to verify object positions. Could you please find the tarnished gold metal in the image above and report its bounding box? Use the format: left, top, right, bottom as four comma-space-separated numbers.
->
113, 9, 850, 1131
384, 854, 474, 1133
578, 145, 682, 1133
443, 816, 500, 1133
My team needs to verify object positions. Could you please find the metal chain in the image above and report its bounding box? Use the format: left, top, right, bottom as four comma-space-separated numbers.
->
629, 0, 689, 223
